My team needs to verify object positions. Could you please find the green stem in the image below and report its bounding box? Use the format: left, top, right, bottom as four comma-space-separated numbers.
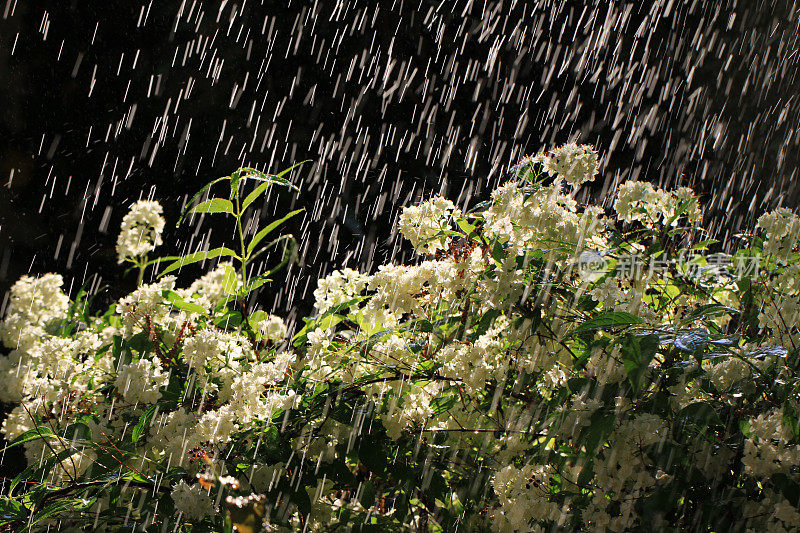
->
136, 254, 148, 287
234, 192, 248, 290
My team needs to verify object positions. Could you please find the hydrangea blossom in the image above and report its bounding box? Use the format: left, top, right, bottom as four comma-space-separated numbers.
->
397, 196, 460, 253
0, 273, 69, 350
114, 357, 169, 404
614, 181, 700, 226
757, 207, 800, 261
171, 480, 214, 520
116, 199, 165, 263
533, 142, 599, 187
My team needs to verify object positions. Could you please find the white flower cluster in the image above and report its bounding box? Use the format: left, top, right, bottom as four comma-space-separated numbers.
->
534, 142, 599, 187
491, 464, 561, 532
0, 260, 297, 498
397, 196, 461, 253
184, 262, 241, 309
706, 356, 752, 391
742, 489, 800, 532
755, 228, 800, 346
757, 207, 800, 261
0, 273, 69, 351
742, 409, 800, 477
255, 313, 288, 342
312, 267, 369, 314
584, 414, 669, 530
589, 278, 659, 323
116, 199, 166, 263
114, 357, 169, 404
482, 181, 605, 256
614, 181, 700, 226
171, 480, 214, 520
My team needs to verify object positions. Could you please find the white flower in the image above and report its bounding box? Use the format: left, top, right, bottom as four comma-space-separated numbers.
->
614, 181, 700, 227
116, 200, 165, 263
707, 356, 751, 391
256, 314, 287, 342
116, 277, 176, 337
184, 262, 241, 309
397, 196, 461, 253
171, 480, 214, 520
182, 327, 251, 375
757, 207, 800, 261
0, 274, 69, 349
535, 143, 599, 187
3, 273, 70, 324
312, 268, 368, 314
182, 328, 225, 373
1, 403, 34, 441
194, 405, 238, 444
114, 358, 168, 404
614, 181, 658, 223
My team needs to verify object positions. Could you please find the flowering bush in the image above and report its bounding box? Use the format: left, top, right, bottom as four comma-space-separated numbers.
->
2, 146, 800, 532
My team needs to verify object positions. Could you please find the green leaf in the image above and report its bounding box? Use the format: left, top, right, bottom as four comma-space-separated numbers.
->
473, 309, 501, 337
249, 310, 268, 325
238, 275, 270, 297
680, 304, 739, 326
161, 290, 208, 316
61, 422, 92, 445
0, 496, 26, 522
572, 312, 643, 335
783, 403, 800, 441
292, 298, 362, 347
221, 264, 239, 294
664, 198, 695, 227
456, 217, 475, 234
230, 170, 243, 199
237, 163, 307, 193
313, 315, 343, 333
275, 160, 310, 179
178, 176, 229, 224
359, 481, 376, 508
31, 499, 86, 526
581, 411, 616, 453
2, 427, 55, 452
240, 181, 272, 212
414, 319, 434, 333
676, 402, 722, 432
352, 329, 395, 359
132, 405, 157, 443
190, 198, 234, 215
491, 240, 506, 263
739, 419, 751, 438
246, 209, 304, 257
159, 247, 239, 277
214, 311, 243, 329
430, 394, 458, 415
620, 334, 659, 393
691, 239, 719, 251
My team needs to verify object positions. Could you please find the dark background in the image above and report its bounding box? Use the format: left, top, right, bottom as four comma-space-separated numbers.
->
0, 0, 798, 475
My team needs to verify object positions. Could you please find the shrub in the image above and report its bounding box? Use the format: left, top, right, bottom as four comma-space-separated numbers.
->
2, 146, 799, 532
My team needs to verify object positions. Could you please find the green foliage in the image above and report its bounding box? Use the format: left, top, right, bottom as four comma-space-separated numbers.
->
165, 164, 307, 303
